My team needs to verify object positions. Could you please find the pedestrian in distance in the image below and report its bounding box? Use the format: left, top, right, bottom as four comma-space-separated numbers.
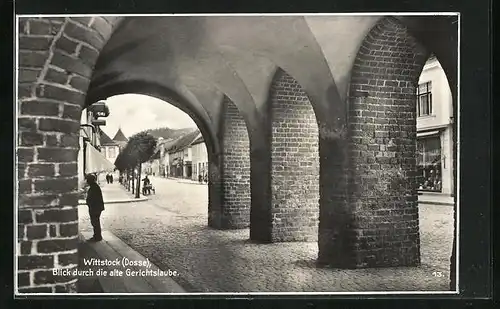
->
110, 174, 114, 184
142, 175, 151, 195
85, 174, 105, 242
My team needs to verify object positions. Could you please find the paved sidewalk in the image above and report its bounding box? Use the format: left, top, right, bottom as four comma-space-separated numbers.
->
78, 183, 148, 205
418, 193, 454, 206
77, 237, 104, 293
155, 176, 207, 186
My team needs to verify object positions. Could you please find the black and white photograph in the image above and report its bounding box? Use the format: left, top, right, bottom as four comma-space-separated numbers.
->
15, 13, 461, 295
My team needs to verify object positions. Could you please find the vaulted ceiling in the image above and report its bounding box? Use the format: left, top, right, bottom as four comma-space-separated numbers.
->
86, 15, 458, 143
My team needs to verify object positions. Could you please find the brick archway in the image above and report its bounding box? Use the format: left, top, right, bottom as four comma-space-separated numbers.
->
209, 96, 251, 229
17, 15, 459, 293
347, 17, 458, 285
340, 17, 431, 268
17, 17, 122, 293
85, 81, 228, 232
82, 80, 220, 159
251, 68, 320, 243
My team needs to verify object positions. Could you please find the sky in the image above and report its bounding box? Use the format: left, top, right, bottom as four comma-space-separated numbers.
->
97, 94, 197, 139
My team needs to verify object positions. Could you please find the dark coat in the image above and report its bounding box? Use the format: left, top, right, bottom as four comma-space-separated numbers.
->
86, 183, 105, 212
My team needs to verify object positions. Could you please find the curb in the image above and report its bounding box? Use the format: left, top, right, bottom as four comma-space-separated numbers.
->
161, 177, 207, 185
418, 201, 454, 206
78, 197, 149, 206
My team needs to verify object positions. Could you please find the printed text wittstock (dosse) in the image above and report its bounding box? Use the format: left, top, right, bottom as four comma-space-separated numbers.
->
53, 257, 180, 277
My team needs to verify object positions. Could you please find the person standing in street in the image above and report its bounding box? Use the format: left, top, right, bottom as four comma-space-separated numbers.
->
86, 174, 105, 242
142, 175, 151, 195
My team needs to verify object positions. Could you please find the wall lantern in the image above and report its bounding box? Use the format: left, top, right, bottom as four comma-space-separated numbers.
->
89, 100, 110, 118
92, 119, 107, 127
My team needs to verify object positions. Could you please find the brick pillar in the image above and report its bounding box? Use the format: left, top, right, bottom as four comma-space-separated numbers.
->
17, 17, 120, 293
208, 154, 223, 228
214, 97, 251, 229
345, 17, 429, 268
317, 125, 351, 267
249, 147, 272, 242
267, 69, 319, 242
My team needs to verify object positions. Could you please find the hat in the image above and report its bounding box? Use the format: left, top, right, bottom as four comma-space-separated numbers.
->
85, 174, 97, 183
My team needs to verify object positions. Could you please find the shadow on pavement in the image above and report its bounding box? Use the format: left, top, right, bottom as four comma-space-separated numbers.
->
76, 239, 104, 293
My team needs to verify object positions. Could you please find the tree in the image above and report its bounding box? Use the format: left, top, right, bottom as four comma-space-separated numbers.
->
115, 144, 135, 191
126, 132, 157, 198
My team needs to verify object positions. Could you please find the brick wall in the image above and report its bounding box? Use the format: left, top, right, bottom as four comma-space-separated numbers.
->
17, 16, 120, 293
218, 97, 251, 229
268, 70, 319, 242
346, 17, 429, 267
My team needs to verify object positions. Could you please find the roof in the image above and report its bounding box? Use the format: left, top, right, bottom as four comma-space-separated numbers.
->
191, 134, 204, 145
160, 138, 177, 152
166, 129, 201, 153
112, 128, 128, 142
99, 130, 117, 146
150, 149, 161, 160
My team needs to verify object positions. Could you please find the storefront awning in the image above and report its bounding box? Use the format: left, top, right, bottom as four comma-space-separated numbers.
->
85, 143, 116, 174
417, 130, 440, 138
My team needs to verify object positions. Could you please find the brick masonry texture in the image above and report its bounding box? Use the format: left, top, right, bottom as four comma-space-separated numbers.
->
269, 69, 320, 242
346, 17, 429, 268
17, 16, 121, 293
208, 158, 223, 228
218, 97, 251, 229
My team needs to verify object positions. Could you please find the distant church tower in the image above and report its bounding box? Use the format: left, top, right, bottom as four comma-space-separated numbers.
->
112, 127, 128, 151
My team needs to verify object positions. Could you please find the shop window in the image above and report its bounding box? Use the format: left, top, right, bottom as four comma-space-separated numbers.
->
417, 136, 442, 192
417, 81, 432, 117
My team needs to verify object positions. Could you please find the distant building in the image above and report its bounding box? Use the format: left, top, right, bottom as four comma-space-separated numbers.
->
99, 130, 120, 164
142, 129, 208, 182
143, 148, 161, 176
159, 138, 176, 176
143, 137, 165, 176
190, 134, 208, 182
156, 129, 202, 179
112, 127, 128, 151
416, 56, 454, 197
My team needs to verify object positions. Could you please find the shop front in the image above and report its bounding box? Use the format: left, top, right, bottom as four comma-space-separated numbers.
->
416, 128, 454, 205
417, 133, 442, 192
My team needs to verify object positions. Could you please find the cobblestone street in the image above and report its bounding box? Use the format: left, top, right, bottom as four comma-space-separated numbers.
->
78, 177, 454, 292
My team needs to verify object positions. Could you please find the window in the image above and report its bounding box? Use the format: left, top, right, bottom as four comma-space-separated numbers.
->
108, 147, 116, 158
417, 136, 442, 192
417, 82, 432, 117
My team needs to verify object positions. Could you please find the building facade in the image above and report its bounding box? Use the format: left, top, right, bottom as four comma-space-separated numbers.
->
191, 135, 208, 182
77, 101, 114, 188
416, 56, 454, 197
169, 148, 190, 178
143, 151, 161, 176
99, 130, 120, 164
154, 129, 202, 179
111, 128, 129, 150
143, 137, 169, 176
